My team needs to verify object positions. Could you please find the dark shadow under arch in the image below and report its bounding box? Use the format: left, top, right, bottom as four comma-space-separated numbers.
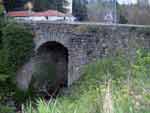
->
35, 41, 68, 95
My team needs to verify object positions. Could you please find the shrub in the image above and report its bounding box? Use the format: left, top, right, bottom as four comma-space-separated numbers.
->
0, 105, 15, 113
73, 25, 102, 33
1, 22, 34, 78
0, 19, 34, 110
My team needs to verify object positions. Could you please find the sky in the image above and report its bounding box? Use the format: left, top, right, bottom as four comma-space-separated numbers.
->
117, 0, 137, 4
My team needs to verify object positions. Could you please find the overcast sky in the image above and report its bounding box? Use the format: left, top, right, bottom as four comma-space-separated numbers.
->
117, 0, 137, 4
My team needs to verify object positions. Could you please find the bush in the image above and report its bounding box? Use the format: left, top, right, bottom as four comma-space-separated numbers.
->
0, 19, 34, 110
1, 22, 34, 78
73, 25, 102, 33
0, 105, 15, 113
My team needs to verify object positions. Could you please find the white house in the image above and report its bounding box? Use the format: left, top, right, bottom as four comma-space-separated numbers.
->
7, 10, 76, 22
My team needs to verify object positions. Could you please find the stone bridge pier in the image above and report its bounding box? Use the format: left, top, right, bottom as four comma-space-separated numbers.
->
17, 22, 150, 90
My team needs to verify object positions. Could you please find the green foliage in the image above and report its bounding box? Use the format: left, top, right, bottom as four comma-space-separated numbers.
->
3, 0, 16, 11
32, 0, 52, 12
73, 25, 103, 33
72, 0, 88, 21
0, 105, 15, 113
117, 2, 128, 24
24, 49, 150, 113
1, 22, 34, 78
0, 18, 34, 111
32, 0, 69, 12
119, 14, 128, 24
0, 16, 7, 49
0, 0, 4, 16
4, 0, 69, 13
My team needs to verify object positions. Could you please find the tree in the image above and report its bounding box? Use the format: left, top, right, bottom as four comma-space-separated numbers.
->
72, 0, 88, 21
55, 0, 69, 13
3, 0, 27, 11
137, 0, 149, 8
118, 4, 150, 25
117, 2, 128, 24
0, 0, 4, 15
86, 0, 104, 22
32, 0, 51, 12
32, 0, 69, 12
0, 0, 5, 50
3, 0, 69, 13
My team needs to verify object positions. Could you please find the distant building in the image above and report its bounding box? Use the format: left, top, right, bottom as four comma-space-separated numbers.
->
7, 10, 76, 21
104, 11, 113, 23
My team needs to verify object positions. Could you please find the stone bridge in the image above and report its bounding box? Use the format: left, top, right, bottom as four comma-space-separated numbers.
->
17, 22, 150, 90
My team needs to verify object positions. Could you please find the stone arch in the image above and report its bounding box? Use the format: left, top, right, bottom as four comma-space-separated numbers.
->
34, 32, 69, 52
34, 41, 69, 92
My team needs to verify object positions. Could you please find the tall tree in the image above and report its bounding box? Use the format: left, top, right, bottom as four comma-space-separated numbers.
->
138, 0, 149, 8
3, 0, 69, 13
32, 0, 68, 12
55, 0, 69, 13
72, 0, 88, 21
32, 0, 51, 11
0, 0, 4, 15
3, 0, 28, 11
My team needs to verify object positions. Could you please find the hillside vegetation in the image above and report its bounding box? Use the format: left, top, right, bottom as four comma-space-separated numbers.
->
23, 49, 150, 113
0, 18, 34, 113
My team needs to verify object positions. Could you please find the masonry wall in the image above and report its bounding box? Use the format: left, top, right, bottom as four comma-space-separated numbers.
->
27, 22, 150, 86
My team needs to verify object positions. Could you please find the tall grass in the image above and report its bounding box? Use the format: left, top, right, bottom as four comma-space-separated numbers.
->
24, 49, 150, 113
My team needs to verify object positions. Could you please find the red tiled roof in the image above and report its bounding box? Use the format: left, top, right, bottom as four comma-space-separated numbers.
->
7, 10, 65, 17
8, 11, 30, 17
32, 10, 65, 16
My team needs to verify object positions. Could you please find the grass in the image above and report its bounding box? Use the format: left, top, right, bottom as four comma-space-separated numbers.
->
23, 50, 150, 113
